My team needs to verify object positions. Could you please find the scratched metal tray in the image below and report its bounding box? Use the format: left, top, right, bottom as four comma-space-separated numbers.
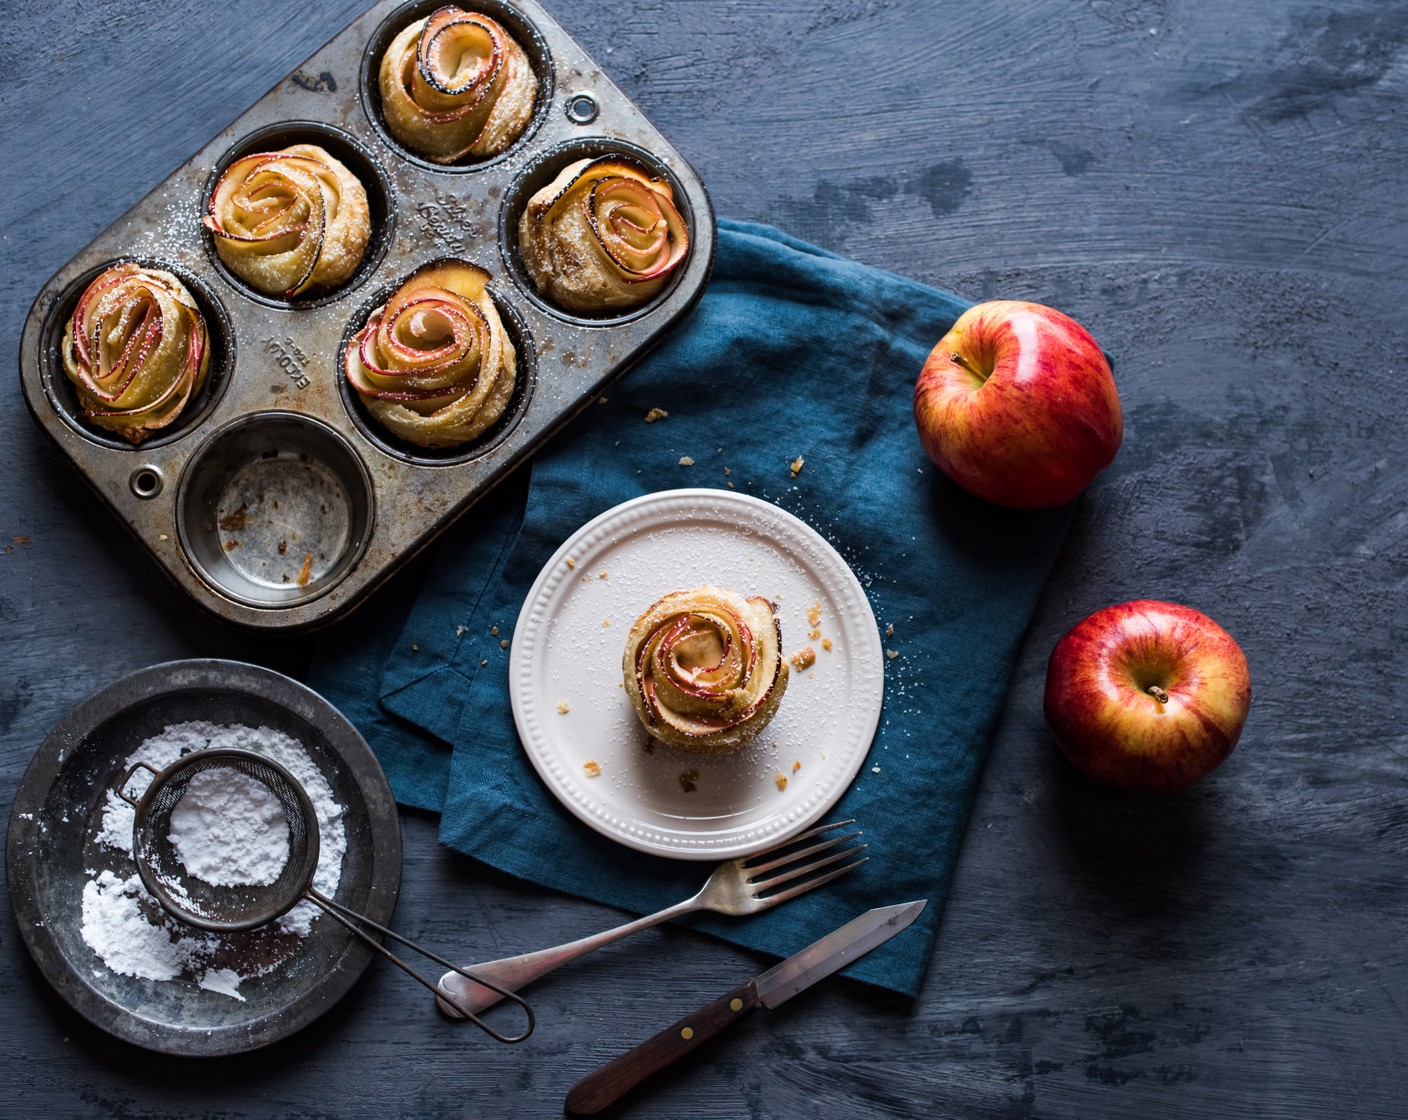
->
5, 660, 402, 1055
18, 0, 715, 630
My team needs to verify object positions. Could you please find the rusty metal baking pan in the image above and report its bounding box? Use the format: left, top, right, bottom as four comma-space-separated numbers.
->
18, 0, 715, 630
5, 659, 402, 1054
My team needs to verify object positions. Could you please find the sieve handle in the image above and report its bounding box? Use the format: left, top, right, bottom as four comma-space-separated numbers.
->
304, 887, 536, 1045
116, 761, 160, 807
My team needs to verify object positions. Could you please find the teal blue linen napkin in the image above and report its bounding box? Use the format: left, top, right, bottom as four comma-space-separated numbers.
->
309, 220, 1072, 996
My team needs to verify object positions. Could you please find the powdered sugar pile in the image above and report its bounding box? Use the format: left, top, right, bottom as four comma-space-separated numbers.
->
80, 870, 218, 982
168, 766, 291, 888
80, 721, 348, 999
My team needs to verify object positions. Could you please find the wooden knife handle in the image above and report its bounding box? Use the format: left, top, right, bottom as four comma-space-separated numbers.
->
564, 979, 762, 1115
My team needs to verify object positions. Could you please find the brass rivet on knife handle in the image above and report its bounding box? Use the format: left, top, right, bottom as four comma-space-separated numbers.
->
564, 979, 761, 1116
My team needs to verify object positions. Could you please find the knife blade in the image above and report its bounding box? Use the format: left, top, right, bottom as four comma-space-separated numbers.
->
563, 899, 927, 1116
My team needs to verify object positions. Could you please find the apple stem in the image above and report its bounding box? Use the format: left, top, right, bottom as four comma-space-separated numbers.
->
949, 351, 985, 381
1147, 685, 1169, 704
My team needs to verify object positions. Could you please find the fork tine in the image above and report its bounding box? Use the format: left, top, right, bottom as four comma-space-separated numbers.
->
744, 826, 863, 878
751, 840, 868, 893
755, 854, 869, 908
791, 817, 856, 840
749, 819, 855, 859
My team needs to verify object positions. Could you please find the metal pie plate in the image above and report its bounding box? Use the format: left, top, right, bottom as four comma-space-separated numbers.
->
4, 660, 401, 1055
18, 0, 715, 630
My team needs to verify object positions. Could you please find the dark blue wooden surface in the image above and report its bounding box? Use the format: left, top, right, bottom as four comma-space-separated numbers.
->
2, 1, 1405, 1116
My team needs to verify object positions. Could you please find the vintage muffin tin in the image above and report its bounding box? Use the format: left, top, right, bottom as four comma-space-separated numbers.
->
19, 0, 715, 630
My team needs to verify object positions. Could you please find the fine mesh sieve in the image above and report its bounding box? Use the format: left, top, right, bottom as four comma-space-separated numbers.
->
118, 748, 533, 1043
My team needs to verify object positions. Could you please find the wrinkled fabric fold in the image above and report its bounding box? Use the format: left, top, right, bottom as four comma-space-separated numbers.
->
309, 220, 1072, 995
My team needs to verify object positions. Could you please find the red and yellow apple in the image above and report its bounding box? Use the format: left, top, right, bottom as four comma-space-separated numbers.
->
913, 300, 1123, 508
1043, 600, 1252, 792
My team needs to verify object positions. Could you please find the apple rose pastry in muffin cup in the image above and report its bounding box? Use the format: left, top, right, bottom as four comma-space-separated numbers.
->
379, 6, 538, 163
204, 144, 370, 299
60, 263, 211, 444
623, 585, 790, 754
518, 157, 689, 313
344, 259, 517, 449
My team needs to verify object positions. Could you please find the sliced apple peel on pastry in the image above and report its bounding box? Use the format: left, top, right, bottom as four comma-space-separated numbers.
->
379, 5, 538, 163
61, 263, 211, 444
623, 585, 789, 754
344, 258, 517, 449
204, 143, 370, 298
518, 157, 689, 313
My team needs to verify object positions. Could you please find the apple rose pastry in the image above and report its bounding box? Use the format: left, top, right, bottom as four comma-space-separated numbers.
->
344, 259, 516, 449
60, 264, 210, 444
204, 144, 370, 298
379, 6, 538, 163
623, 585, 789, 754
518, 157, 689, 313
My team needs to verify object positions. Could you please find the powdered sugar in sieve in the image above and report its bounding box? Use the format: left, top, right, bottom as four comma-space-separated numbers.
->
79, 720, 347, 997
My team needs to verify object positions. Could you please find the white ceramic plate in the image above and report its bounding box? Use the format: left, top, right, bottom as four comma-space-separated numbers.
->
511, 488, 884, 859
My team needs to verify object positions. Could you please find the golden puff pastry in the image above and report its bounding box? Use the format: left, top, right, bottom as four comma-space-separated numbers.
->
61, 264, 211, 444
344, 259, 516, 449
379, 6, 538, 163
204, 144, 370, 298
623, 585, 789, 754
518, 157, 689, 313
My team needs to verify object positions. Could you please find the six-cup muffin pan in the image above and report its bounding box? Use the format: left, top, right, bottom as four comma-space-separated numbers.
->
19, 0, 715, 630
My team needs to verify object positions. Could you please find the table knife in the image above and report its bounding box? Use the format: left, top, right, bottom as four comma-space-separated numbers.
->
564, 899, 927, 1116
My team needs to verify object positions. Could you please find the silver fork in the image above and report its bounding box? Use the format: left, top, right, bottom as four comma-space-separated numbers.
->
435, 819, 867, 1018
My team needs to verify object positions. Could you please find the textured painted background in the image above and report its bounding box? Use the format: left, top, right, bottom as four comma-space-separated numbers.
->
2, 1, 1405, 1116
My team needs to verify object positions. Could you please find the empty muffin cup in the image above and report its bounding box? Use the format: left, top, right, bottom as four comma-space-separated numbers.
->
177, 413, 373, 607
